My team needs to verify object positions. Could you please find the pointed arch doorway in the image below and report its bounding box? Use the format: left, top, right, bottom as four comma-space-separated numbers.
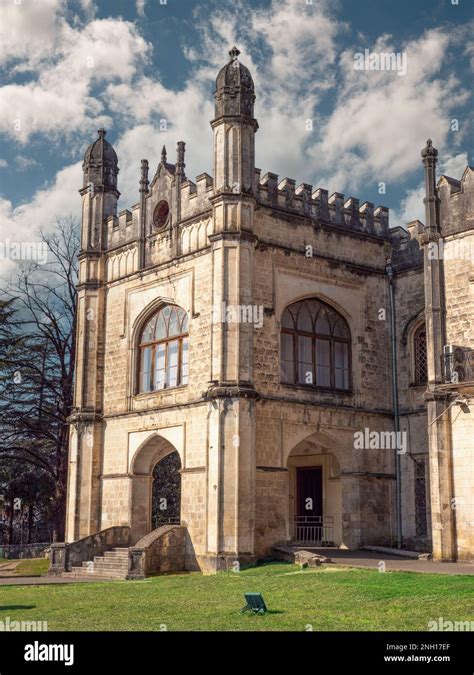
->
130, 434, 182, 543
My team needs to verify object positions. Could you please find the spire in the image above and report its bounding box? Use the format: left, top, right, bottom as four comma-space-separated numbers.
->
229, 46, 241, 61
421, 138, 438, 161
421, 139, 439, 238
175, 141, 186, 179
214, 47, 256, 120
161, 145, 167, 164
139, 159, 149, 194
82, 128, 119, 191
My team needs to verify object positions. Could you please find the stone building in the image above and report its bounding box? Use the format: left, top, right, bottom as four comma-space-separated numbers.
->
63, 48, 473, 573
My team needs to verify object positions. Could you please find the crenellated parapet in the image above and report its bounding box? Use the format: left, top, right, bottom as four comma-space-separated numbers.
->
255, 169, 389, 237
180, 173, 214, 220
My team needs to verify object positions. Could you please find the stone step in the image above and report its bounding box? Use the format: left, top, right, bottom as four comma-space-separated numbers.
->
92, 563, 129, 572
103, 552, 129, 560
69, 566, 126, 579
94, 555, 129, 566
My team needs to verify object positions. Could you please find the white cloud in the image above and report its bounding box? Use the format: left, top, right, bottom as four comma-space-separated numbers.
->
136, 0, 146, 17
0, 159, 8, 168
0, 162, 82, 279
0, 17, 150, 142
0, 0, 65, 69
0, 0, 471, 273
312, 30, 470, 193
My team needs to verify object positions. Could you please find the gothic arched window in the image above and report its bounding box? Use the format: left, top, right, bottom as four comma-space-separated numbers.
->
413, 323, 427, 385
281, 298, 351, 391
138, 305, 189, 393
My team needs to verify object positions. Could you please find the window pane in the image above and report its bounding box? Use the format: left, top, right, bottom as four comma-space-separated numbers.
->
180, 310, 189, 333
281, 332, 294, 382
315, 338, 330, 386
297, 303, 313, 332
298, 335, 313, 384
181, 338, 189, 385
308, 299, 321, 321
334, 341, 349, 389
155, 343, 166, 390
155, 312, 166, 340
281, 309, 294, 330
315, 308, 330, 335
140, 346, 152, 392
167, 340, 179, 388
142, 318, 155, 343
333, 318, 349, 338
168, 307, 180, 337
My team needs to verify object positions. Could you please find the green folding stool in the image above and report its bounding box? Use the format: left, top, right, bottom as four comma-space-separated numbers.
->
241, 592, 267, 614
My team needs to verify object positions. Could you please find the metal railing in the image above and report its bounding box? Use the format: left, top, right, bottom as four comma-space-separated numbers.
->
443, 347, 474, 384
292, 516, 334, 546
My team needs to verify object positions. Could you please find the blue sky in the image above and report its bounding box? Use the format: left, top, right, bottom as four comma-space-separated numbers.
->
0, 0, 472, 264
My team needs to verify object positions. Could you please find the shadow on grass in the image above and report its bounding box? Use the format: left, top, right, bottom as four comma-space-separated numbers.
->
0, 605, 36, 611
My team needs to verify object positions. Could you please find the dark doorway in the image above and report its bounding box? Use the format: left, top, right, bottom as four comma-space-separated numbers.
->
152, 451, 181, 528
296, 467, 323, 518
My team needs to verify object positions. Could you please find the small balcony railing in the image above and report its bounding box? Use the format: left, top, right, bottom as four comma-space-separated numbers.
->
443, 346, 474, 384
292, 516, 334, 547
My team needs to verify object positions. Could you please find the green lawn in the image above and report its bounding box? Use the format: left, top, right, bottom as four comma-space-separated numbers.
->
0, 558, 50, 577
0, 563, 472, 631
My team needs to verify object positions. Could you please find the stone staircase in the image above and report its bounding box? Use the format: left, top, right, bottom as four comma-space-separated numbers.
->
65, 548, 129, 580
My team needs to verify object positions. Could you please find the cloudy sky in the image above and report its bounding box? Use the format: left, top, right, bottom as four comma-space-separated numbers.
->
0, 0, 472, 271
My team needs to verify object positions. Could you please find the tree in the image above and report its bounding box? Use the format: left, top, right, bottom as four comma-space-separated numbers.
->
0, 218, 78, 542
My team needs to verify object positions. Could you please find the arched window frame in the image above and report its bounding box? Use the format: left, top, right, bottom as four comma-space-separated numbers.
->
413, 321, 428, 386
136, 304, 189, 394
280, 298, 352, 392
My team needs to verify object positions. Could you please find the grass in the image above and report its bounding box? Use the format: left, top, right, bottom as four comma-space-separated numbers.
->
0, 563, 473, 631
0, 558, 50, 577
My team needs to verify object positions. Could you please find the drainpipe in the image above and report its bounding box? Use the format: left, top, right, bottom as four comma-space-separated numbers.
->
385, 258, 402, 549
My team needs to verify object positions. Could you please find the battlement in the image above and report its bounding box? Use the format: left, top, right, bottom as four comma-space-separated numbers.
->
256, 169, 389, 236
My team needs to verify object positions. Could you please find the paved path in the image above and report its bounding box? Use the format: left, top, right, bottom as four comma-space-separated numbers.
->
307, 548, 474, 575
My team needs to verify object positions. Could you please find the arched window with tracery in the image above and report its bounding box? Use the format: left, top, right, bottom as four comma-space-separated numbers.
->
413, 323, 427, 385
281, 298, 351, 391
138, 305, 189, 393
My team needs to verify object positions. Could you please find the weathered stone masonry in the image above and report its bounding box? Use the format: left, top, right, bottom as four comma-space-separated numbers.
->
65, 48, 473, 570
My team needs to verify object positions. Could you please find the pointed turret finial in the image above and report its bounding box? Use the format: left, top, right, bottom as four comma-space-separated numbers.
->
175, 141, 186, 179
161, 145, 167, 164
97, 128, 106, 139
229, 46, 241, 61
421, 138, 438, 160
139, 159, 149, 194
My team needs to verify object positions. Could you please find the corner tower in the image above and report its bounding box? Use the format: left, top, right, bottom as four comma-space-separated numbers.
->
204, 49, 259, 567
66, 130, 119, 541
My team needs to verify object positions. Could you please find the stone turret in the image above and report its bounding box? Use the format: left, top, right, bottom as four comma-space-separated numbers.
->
211, 47, 258, 194
82, 128, 119, 192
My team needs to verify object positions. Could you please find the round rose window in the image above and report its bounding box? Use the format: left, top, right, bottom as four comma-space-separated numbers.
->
153, 200, 169, 229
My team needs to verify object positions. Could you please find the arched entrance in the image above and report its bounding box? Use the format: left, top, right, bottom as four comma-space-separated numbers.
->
152, 451, 181, 529
287, 440, 342, 546
130, 433, 182, 543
